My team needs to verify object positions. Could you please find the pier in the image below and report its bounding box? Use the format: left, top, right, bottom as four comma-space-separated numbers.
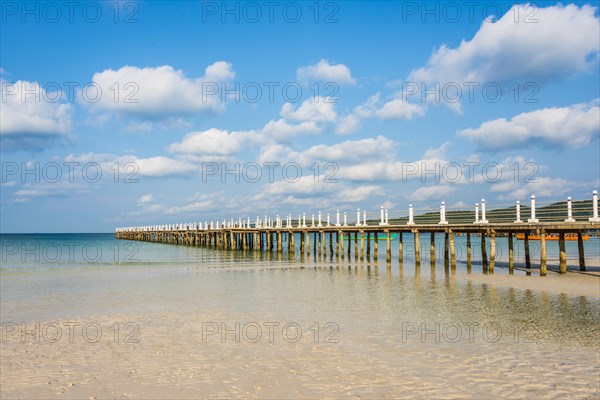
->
115, 191, 600, 276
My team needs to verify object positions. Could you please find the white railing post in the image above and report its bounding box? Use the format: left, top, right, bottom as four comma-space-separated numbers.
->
380, 206, 385, 225
302, 213, 306, 228
528, 195, 539, 223
356, 208, 361, 226
480, 199, 489, 223
327, 213, 330, 227
514, 201, 522, 223
363, 210, 367, 226
565, 197, 575, 222
407, 204, 415, 226
473, 203, 479, 224
311, 214, 315, 227
439, 201, 448, 225
343, 212, 348, 226
318, 211, 322, 227
335, 210, 340, 226
385, 209, 389, 225
590, 190, 600, 222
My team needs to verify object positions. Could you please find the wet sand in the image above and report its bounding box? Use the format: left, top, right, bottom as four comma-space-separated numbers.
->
1, 308, 599, 399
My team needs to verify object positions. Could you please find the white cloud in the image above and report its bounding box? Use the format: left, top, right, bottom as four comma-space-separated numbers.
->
355, 93, 425, 120
65, 153, 197, 178
85, 62, 235, 116
260, 119, 322, 142
335, 114, 361, 135
168, 128, 258, 156
0, 80, 72, 150
297, 59, 356, 85
408, 185, 457, 202
459, 100, 600, 151
138, 194, 154, 203
280, 97, 337, 122
408, 4, 599, 109
491, 177, 571, 201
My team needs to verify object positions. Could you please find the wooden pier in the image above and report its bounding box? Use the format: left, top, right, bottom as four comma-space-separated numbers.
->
115, 192, 600, 276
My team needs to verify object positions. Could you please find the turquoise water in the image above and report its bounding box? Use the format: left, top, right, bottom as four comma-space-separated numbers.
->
1, 233, 599, 398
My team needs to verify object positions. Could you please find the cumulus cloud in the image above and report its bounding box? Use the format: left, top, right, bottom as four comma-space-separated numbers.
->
0, 80, 73, 150
168, 128, 259, 156
297, 59, 356, 85
459, 100, 600, 151
280, 97, 337, 122
407, 4, 599, 109
65, 153, 197, 178
408, 185, 457, 202
85, 62, 235, 116
355, 93, 425, 120
335, 114, 361, 135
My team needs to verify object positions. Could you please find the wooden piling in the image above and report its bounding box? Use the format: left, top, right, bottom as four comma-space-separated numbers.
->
430, 232, 435, 263
489, 232, 496, 273
524, 233, 531, 269
449, 230, 456, 268
374, 233, 379, 261
386, 231, 391, 263
559, 232, 566, 274
398, 232, 403, 264
481, 232, 488, 269
414, 230, 421, 264
540, 231, 547, 276
466, 233, 471, 270
578, 232, 586, 271
508, 232, 514, 273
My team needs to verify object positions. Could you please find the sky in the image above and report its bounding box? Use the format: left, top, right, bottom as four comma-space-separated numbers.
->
0, 1, 599, 233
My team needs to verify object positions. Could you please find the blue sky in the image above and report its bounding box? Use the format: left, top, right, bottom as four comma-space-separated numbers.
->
1, 1, 599, 232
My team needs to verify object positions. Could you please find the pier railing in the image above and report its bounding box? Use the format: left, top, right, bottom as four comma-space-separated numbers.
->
115, 191, 600, 277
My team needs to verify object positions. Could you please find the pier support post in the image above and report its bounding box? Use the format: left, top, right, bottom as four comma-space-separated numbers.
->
466, 233, 472, 271
374, 233, 379, 261
329, 232, 333, 259
524, 233, 531, 269
449, 230, 456, 268
305, 232, 310, 257
339, 231, 344, 259
481, 232, 488, 269
489, 232, 496, 273
559, 232, 567, 274
430, 232, 435, 263
578, 232, 586, 271
508, 232, 514, 274
366, 232, 371, 260
277, 231, 282, 253
540, 230, 547, 276
414, 230, 421, 265
398, 232, 403, 264
386, 231, 391, 263
444, 232, 449, 266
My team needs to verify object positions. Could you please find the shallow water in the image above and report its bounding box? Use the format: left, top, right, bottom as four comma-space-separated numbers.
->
1, 233, 599, 398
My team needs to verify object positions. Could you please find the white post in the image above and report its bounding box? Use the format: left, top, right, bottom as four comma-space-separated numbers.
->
343, 212, 348, 226
356, 208, 361, 226
327, 213, 330, 227
298, 215, 301, 228
565, 197, 575, 222
474, 203, 479, 224
480, 199, 489, 223
318, 211, 322, 227
590, 190, 600, 222
311, 214, 315, 227
528, 195, 539, 223
302, 213, 306, 228
439, 201, 448, 225
385, 209, 389, 225
380, 206, 385, 225
514, 201, 522, 223
407, 204, 415, 226
363, 210, 367, 226
336, 210, 340, 226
